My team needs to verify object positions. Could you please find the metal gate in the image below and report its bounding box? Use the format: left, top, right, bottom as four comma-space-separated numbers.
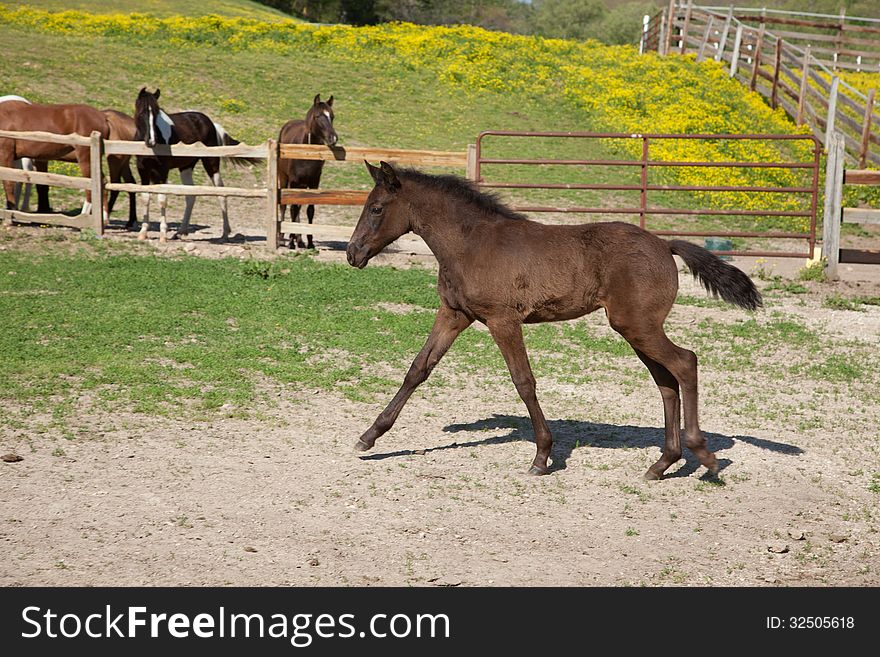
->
474, 131, 821, 258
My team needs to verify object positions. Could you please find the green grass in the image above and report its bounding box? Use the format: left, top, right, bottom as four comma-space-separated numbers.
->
823, 294, 863, 311
2, 238, 878, 423
0, 245, 441, 417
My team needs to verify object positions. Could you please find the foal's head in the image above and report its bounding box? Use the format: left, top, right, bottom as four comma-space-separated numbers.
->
134, 87, 171, 148
347, 161, 410, 269
305, 93, 337, 147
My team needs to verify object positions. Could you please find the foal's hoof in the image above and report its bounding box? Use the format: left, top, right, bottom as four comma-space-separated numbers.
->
643, 469, 662, 482
526, 465, 548, 476
703, 455, 720, 477
354, 439, 373, 453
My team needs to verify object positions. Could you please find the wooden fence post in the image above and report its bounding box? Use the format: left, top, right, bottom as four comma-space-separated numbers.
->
679, 0, 693, 54
715, 6, 733, 62
640, 14, 650, 54
833, 8, 845, 71
825, 76, 840, 147
730, 25, 743, 76
89, 131, 104, 236
859, 88, 876, 169
696, 15, 715, 63
265, 138, 279, 251
658, 7, 667, 54
796, 46, 811, 125
663, 0, 676, 55
771, 37, 782, 109
749, 24, 765, 91
466, 143, 478, 181
822, 131, 844, 280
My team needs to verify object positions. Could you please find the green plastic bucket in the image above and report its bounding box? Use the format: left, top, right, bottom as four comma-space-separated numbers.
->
704, 237, 733, 261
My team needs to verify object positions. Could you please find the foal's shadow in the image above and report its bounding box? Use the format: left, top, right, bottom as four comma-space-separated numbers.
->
360, 414, 803, 478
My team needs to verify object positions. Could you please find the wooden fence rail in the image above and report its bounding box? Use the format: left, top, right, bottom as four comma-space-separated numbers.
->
644, 3, 880, 167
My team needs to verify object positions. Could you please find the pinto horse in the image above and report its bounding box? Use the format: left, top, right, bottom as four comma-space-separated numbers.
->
133, 87, 252, 242
0, 100, 109, 216
278, 94, 337, 249
347, 162, 762, 480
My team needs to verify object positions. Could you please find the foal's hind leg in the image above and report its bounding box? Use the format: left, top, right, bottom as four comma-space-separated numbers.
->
487, 318, 553, 475
355, 305, 472, 452
634, 349, 682, 480
609, 311, 717, 477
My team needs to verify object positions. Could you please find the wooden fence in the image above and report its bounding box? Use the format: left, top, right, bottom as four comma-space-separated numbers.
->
822, 131, 880, 278
0, 129, 104, 231
269, 142, 473, 250
643, 2, 880, 167
0, 130, 472, 251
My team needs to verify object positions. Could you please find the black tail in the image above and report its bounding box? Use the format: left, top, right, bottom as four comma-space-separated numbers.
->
669, 240, 762, 311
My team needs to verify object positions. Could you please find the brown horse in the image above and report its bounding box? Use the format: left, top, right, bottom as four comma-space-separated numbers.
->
278, 94, 337, 249
103, 109, 138, 227
0, 100, 108, 215
347, 162, 762, 480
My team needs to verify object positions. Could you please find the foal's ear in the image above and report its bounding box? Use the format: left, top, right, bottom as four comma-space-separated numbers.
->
365, 160, 382, 186
379, 161, 401, 191
327, 95, 334, 107
313, 93, 321, 105
155, 88, 161, 100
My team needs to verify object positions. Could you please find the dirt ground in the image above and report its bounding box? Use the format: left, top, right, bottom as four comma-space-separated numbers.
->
2, 209, 880, 587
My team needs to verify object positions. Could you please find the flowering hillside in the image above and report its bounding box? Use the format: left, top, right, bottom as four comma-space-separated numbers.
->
0, 4, 821, 225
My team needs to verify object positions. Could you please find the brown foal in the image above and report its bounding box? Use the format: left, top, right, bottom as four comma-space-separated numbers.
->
346, 162, 761, 480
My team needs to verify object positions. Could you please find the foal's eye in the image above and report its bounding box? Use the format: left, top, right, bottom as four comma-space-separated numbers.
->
370, 206, 382, 215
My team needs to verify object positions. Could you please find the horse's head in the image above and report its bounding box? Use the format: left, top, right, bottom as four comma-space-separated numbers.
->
134, 87, 166, 148
347, 161, 411, 269
305, 93, 337, 147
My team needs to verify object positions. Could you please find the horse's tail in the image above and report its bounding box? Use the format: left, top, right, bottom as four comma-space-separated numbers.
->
211, 120, 261, 168
668, 240, 762, 311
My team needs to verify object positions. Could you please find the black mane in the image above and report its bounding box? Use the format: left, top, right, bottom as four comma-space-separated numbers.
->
398, 169, 526, 221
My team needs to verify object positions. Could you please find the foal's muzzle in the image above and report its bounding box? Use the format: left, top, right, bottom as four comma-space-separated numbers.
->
346, 241, 368, 269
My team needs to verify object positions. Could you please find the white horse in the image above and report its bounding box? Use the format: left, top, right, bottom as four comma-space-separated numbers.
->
0, 95, 34, 210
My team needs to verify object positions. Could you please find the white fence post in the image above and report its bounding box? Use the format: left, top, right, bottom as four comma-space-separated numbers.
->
825, 75, 840, 147
822, 131, 844, 280
265, 138, 279, 251
729, 25, 743, 76
90, 131, 104, 236
715, 6, 734, 61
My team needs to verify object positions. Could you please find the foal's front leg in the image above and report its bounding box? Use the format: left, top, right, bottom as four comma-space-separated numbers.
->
355, 306, 472, 452
486, 318, 553, 475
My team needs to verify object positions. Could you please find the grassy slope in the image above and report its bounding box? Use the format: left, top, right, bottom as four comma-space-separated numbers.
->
0, 4, 824, 238
6, 0, 293, 19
